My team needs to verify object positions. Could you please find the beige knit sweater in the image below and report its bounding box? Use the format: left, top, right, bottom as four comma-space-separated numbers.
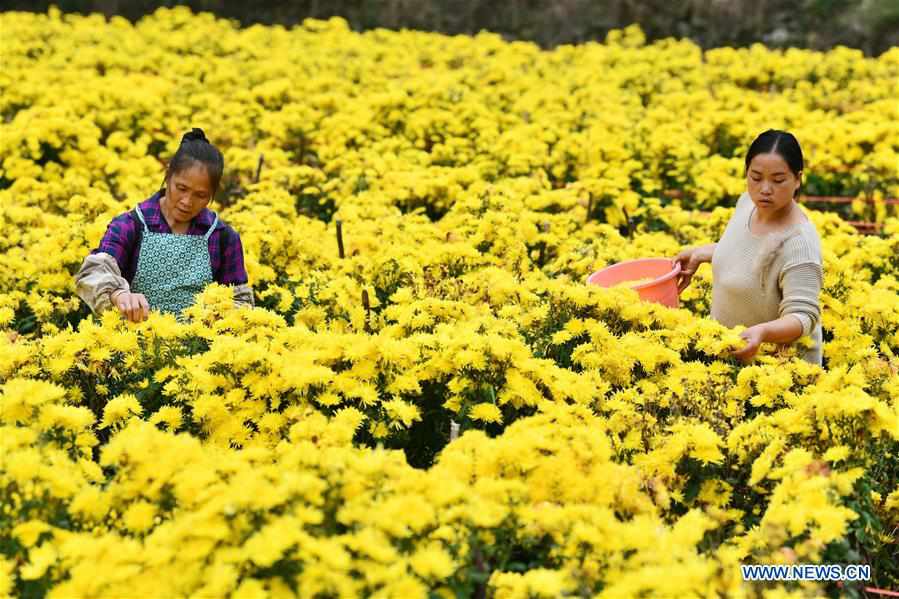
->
711, 192, 823, 365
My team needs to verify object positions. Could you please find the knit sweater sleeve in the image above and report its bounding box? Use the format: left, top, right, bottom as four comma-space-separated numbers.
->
779, 262, 822, 336
778, 233, 823, 337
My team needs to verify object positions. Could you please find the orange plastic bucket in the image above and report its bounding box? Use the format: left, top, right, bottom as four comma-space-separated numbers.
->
586, 258, 681, 308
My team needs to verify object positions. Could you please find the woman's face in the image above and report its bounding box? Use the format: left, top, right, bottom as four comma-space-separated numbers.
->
746, 152, 801, 213
164, 163, 213, 222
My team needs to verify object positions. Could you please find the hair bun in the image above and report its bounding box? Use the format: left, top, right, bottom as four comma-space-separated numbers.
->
181, 127, 208, 144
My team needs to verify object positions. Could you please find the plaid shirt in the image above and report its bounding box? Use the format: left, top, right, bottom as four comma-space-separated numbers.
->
92, 190, 249, 285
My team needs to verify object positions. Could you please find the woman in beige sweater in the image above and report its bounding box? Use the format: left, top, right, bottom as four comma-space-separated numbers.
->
674, 130, 823, 365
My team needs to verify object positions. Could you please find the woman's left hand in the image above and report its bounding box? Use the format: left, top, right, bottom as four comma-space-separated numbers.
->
733, 324, 766, 363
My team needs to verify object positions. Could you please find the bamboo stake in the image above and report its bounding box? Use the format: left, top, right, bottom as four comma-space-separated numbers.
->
537, 221, 550, 266
361, 289, 372, 334
622, 207, 633, 238
336, 219, 345, 259
254, 154, 264, 183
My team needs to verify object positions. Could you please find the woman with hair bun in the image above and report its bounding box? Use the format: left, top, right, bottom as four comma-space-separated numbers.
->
674, 129, 824, 365
75, 128, 254, 322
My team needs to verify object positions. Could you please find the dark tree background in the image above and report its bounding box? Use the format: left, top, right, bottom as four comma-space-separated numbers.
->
2, 0, 898, 55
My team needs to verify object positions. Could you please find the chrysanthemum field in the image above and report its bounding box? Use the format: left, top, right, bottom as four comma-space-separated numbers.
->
1, 7, 898, 598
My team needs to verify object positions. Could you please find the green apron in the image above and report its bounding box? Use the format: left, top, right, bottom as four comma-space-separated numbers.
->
131, 205, 219, 317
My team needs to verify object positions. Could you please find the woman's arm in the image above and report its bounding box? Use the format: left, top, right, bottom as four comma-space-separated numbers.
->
74, 252, 131, 314
732, 316, 803, 362
215, 227, 255, 308
674, 242, 717, 292
75, 213, 139, 315
733, 262, 822, 362
232, 283, 255, 308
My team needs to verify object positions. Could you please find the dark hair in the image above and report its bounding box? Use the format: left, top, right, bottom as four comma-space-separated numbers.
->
159, 127, 224, 197
745, 129, 804, 197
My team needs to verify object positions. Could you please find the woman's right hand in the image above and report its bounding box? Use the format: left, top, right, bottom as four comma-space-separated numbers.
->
111, 290, 150, 322
673, 244, 713, 293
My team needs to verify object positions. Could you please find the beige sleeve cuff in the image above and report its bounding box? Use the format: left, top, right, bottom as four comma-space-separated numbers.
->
74, 252, 130, 314
232, 283, 255, 308
786, 313, 813, 337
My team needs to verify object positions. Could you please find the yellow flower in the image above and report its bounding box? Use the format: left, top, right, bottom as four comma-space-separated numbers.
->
100, 394, 142, 429
12, 520, 52, 548
232, 578, 267, 599
0, 557, 14, 597
382, 397, 421, 429
371, 421, 390, 439
468, 403, 503, 424
68, 486, 112, 522
409, 543, 456, 580
0, 378, 67, 424
490, 569, 573, 599
37, 404, 95, 433
20, 543, 57, 581
122, 500, 157, 533
498, 370, 542, 408
822, 445, 850, 463
148, 406, 183, 431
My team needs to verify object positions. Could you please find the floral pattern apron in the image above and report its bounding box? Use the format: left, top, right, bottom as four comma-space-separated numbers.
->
130, 205, 218, 317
